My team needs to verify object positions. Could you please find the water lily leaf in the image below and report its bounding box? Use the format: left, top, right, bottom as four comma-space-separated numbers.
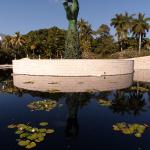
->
27, 100, 57, 111
27, 133, 38, 140
26, 127, 33, 133
134, 133, 142, 138
113, 125, 120, 131
37, 133, 46, 137
17, 124, 28, 130
122, 128, 131, 134
18, 140, 30, 147
8, 122, 55, 149
25, 142, 36, 149
15, 130, 24, 135
113, 122, 148, 138
38, 128, 47, 133
8, 124, 17, 129
20, 133, 30, 138
35, 137, 45, 143
39, 122, 48, 127
46, 129, 55, 134
30, 128, 38, 133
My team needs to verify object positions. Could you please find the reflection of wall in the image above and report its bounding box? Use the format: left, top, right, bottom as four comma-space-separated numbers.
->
13, 58, 134, 76
13, 74, 133, 93
134, 69, 150, 83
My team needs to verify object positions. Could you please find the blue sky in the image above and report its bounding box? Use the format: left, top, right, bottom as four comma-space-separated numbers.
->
1, 0, 150, 36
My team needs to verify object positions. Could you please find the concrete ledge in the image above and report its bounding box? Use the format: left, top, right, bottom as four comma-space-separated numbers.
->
13, 74, 133, 93
134, 69, 150, 83
13, 58, 134, 76
130, 56, 150, 70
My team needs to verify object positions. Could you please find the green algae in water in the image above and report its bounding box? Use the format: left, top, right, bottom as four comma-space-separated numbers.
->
27, 100, 57, 111
113, 122, 148, 138
8, 123, 55, 149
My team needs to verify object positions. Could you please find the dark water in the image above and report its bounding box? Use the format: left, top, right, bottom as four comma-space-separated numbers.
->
0, 69, 150, 150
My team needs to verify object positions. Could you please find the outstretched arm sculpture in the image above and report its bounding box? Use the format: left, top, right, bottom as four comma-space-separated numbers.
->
63, 0, 81, 58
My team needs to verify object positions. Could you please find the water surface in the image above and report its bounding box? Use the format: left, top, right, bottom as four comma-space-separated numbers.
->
0, 69, 150, 150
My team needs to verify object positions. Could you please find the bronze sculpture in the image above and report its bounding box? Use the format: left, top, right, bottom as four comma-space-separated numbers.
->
63, 0, 81, 58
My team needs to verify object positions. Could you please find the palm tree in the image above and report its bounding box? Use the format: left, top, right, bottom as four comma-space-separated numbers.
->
11, 32, 26, 57
111, 13, 133, 51
96, 24, 110, 37
2, 35, 12, 50
12, 32, 26, 48
78, 18, 93, 58
132, 13, 150, 54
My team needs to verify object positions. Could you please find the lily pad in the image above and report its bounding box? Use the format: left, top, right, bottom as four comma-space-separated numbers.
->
35, 137, 45, 143
15, 130, 24, 135
27, 133, 39, 140
134, 133, 142, 138
38, 128, 47, 133
18, 140, 30, 147
46, 129, 55, 134
20, 133, 30, 138
25, 142, 36, 149
27, 100, 57, 111
39, 122, 48, 127
8, 123, 55, 149
8, 124, 17, 129
113, 122, 148, 138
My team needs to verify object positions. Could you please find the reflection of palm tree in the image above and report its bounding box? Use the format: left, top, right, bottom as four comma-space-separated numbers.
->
110, 89, 146, 116
110, 90, 129, 115
127, 92, 146, 116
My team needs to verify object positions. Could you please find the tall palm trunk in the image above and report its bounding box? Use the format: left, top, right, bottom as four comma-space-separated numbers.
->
120, 41, 123, 52
138, 33, 142, 54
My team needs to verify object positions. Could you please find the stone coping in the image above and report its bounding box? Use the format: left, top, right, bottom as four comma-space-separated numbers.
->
13, 58, 134, 76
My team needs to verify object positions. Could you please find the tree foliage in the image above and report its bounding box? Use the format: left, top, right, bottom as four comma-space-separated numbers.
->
1, 12, 150, 63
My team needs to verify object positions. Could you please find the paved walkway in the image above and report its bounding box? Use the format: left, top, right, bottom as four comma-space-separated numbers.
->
0, 64, 12, 69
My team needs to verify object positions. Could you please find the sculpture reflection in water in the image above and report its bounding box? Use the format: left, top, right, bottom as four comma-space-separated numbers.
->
65, 93, 91, 139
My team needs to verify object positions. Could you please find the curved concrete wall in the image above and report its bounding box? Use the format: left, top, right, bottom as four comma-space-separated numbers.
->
130, 56, 150, 70
13, 74, 133, 93
134, 69, 150, 83
13, 58, 134, 76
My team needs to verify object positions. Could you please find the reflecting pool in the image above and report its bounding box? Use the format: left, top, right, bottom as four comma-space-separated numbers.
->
0, 69, 150, 150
